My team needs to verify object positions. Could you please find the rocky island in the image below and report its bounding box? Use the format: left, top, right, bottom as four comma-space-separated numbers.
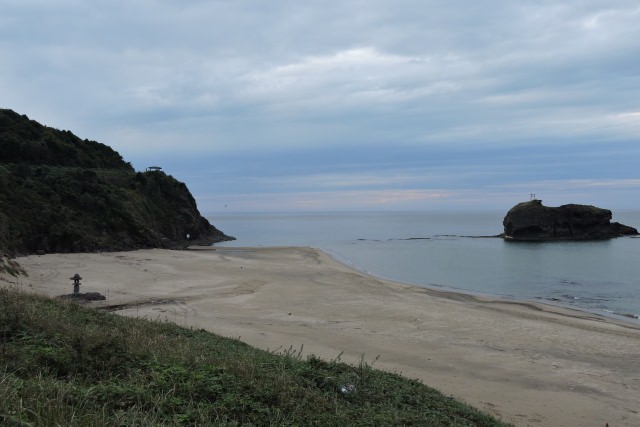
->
502, 199, 638, 241
0, 108, 233, 257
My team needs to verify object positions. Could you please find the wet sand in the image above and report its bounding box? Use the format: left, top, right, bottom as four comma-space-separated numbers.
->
7, 247, 640, 427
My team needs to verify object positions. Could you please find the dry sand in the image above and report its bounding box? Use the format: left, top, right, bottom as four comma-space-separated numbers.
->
5, 247, 639, 427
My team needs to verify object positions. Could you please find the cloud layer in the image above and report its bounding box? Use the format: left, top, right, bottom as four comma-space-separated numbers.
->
2, 1, 639, 211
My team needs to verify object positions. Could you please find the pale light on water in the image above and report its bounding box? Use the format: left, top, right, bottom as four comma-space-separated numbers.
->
209, 211, 640, 319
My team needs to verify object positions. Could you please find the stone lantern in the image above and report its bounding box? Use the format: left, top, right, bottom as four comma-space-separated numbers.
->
70, 273, 82, 295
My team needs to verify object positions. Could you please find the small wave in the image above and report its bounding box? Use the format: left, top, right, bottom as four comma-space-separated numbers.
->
553, 293, 612, 306
355, 237, 433, 242
355, 234, 501, 242
559, 279, 580, 286
620, 313, 640, 319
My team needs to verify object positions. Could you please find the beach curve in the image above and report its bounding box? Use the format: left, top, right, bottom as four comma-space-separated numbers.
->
8, 246, 640, 427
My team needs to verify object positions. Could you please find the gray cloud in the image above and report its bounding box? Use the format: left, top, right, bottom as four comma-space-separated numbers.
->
2, 1, 639, 210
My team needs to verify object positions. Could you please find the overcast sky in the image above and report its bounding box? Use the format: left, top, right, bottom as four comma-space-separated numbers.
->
2, 1, 639, 212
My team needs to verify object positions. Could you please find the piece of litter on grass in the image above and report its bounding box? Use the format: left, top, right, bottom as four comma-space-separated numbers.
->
340, 384, 356, 393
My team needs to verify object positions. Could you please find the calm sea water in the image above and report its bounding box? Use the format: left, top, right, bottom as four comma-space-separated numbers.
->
208, 211, 640, 320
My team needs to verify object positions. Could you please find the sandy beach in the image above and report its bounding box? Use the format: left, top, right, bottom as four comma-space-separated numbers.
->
6, 247, 639, 427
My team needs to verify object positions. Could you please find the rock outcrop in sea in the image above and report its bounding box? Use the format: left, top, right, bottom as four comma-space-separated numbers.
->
502, 200, 638, 241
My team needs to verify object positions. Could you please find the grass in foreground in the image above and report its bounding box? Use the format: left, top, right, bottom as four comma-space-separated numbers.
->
0, 287, 511, 426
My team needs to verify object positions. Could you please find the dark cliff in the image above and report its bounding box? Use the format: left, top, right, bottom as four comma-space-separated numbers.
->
502, 200, 638, 241
0, 109, 233, 255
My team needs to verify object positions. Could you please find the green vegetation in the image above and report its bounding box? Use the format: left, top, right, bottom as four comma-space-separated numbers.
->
0, 109, 231, 255
0, 288, 511, 426
0, 109, 130, 170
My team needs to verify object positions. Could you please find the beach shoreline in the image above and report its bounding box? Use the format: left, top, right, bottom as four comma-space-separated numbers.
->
318, 244, 640, 325
5, 246, 640, 427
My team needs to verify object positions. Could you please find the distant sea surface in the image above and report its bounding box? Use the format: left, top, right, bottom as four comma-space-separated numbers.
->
208, 211, 640, 320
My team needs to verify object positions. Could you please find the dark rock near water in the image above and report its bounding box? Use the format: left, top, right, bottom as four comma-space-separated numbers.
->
58, 292, 106, 302
503, 200, 638, 241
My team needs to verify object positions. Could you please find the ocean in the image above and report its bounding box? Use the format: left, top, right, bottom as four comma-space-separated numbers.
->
208, 211, 640, 321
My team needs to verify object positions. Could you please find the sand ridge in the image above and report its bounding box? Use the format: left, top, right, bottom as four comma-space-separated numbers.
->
7, 246, 640, 427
